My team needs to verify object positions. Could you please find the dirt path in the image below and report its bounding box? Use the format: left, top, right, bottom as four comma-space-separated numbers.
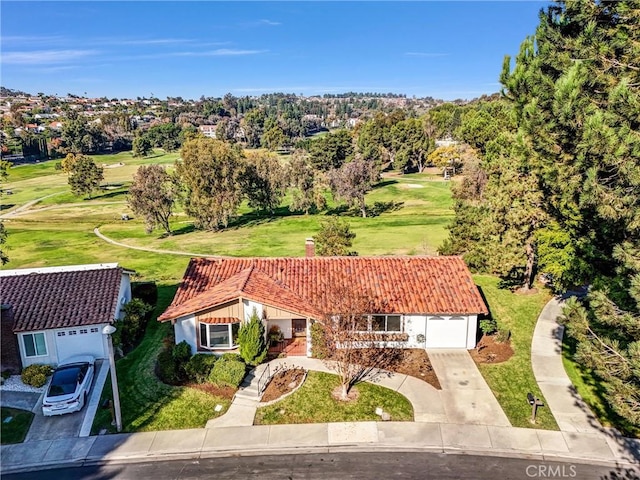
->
0, 192, 65, 219
93, 227, 219, 258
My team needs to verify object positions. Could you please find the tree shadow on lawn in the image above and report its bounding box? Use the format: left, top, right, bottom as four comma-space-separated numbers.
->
371, 179, 398, 190
325, 201, 404, 218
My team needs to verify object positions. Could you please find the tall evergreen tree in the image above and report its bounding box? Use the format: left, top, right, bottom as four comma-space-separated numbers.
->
501, 0, 640, 430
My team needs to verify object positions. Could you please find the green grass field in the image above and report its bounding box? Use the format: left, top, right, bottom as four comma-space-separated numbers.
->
474, 275, 558, 430
254, 371, 414, 424
1, 407, 34, 444
3, 153, 454, 273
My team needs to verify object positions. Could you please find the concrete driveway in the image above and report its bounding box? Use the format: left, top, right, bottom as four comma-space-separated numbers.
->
24, 360, 106, 442
427, 349, 511, 426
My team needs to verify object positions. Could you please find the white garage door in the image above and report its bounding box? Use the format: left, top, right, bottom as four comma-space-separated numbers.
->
425, 316, 468, 348
55, 326, 106, 363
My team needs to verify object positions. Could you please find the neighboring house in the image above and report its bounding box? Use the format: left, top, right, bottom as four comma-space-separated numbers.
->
159, 242, 488, 357
198, 125, 217, 138
0, 264, 133, 370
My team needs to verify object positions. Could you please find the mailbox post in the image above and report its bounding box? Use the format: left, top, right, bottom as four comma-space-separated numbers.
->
527, 392, 544, 423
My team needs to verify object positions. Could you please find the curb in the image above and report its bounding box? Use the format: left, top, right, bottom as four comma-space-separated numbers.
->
2, 442, 638, 475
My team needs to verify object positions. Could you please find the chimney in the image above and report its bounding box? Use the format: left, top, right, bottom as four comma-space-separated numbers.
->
305, 238, 315, 258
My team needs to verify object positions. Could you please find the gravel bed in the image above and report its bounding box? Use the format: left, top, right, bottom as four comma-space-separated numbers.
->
0, 375, 46, 393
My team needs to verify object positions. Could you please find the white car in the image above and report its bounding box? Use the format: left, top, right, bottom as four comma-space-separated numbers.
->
42, 355, 95, 416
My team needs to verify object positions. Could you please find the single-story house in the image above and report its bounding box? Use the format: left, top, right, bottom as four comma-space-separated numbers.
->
0, 263, 132, 371
159, 243, 488, 356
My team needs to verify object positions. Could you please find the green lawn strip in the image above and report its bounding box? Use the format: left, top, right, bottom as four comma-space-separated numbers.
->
92, 284, 230, 433
562, 336, 639, 437
254, 371, 413, 425
1, 407, 34, 444
473, 275, 558, 430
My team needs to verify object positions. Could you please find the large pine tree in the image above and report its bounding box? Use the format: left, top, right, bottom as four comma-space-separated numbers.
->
501, 0, 640, 431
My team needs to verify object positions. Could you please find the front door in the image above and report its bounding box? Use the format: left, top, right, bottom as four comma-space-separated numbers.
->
292, 319, 307, 337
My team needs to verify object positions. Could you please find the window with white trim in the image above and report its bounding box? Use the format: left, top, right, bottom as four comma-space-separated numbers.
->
57, 332, 66, 337
199, 323, 240, 349
23, 333, 47, 357
90, 327, 99, 333
80, 329, 88, 334
357, 315, 403, 333
371, 315, 402, 332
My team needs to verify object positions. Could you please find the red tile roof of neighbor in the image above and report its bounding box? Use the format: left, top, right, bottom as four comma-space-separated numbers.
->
1, 266, 124, 332
158, 256, 488, 322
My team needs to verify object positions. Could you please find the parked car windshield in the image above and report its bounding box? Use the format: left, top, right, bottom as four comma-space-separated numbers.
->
47, 366, 82, 396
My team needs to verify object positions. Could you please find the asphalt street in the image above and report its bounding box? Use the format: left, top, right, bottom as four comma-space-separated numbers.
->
4, 452, 639, 480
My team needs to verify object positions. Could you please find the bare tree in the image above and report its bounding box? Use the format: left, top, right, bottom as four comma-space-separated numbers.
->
316, 284, 391, 400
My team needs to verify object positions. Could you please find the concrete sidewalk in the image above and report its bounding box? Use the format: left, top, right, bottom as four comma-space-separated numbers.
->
531, 296, 603, 434
1, 421, 638, 474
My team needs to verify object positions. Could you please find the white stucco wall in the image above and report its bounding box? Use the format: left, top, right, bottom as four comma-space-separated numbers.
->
114, 272, 132, 320
466, 314, 478, 349
403, 315, 427, 348
243, 299, 263, 321
174, 314, 197, 354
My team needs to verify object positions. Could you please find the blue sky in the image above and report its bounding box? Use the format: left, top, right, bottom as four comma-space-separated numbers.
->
1, 1, 549, 100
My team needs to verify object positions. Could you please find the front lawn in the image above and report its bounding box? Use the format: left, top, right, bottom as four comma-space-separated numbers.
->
1, 407, 34, 444
473, 275, 558, 430
91, 284, 231, 433
254, 371, 414, 425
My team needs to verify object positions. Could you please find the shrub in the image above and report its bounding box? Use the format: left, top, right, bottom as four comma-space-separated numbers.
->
185, 354, 218, 384
220, 352, 243, 363
156, 348, 180, 385
479, 318, 498, 336
114, 298, 153, 354
21, 364, 53, 387
1, 370, 12, 380
496, 328, 511, 343
310, 322, 328, 359
156, 340, 192, 385
209, 356, 246, 388
237, 309, 267, 366
131, 281, 158, 307
173, 341, 192, 364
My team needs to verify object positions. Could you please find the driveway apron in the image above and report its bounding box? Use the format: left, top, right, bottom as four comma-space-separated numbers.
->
427, 349, 511, 427
24, 360, 105, 442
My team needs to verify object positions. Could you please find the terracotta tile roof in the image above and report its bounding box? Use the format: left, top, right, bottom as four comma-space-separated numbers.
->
1, 267, 124, 332
159, 256, 488, 322
159, 266, 323, 321
199, 317, 240, 324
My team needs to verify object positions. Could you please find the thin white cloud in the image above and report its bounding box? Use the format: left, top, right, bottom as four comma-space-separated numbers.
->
94, 37, 194, 46
114, 49, 267, 61
404, 52, 449, 57
239, 19, 281, 27
26, 65, 79, 74
1, 49, 97, 65
1, 35, 67, 45
258, 19, 281, 26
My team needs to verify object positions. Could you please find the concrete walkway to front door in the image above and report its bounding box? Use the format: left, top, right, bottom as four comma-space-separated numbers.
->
427, 349, 511, 427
